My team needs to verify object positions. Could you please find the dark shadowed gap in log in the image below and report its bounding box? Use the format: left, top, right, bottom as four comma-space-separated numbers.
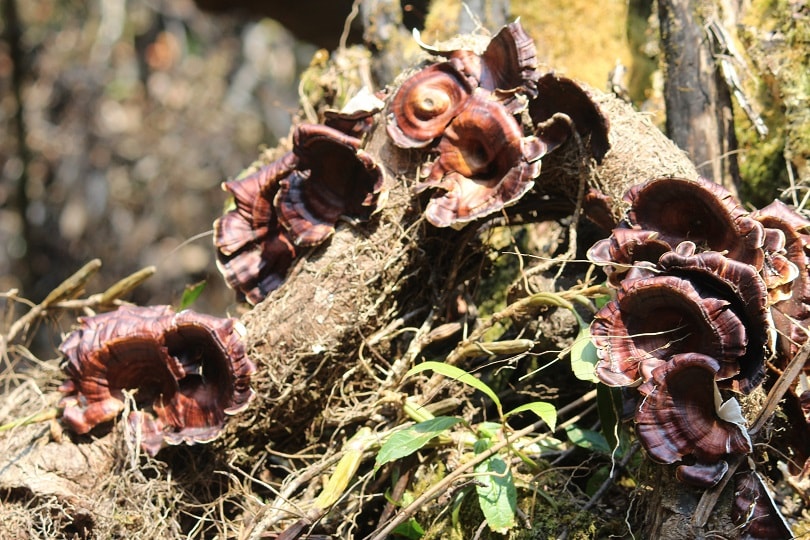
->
658, 0, 740, 196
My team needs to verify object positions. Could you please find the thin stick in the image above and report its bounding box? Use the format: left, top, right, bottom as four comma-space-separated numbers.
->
5, 259, 102, 343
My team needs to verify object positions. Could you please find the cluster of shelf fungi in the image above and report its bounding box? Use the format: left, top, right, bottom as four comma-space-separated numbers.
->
54, 21, 807, 537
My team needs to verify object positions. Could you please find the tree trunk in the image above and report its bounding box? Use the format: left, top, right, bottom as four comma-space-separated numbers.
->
658, 0, 740, 195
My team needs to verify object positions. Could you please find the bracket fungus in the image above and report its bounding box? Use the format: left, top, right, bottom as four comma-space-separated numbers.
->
387, 20, 609, 228
213, 19, 610, 304
413, 90, 546, 227
587, 175, 810, 489
732, 469, 795, 539
591, 274, 748, 387
277, 123, 385, 246
634, 353, 752, 486
623, 177, 766, 269
214, 153, 298, 304
214, 122, 384, 304
753, 200, 810, 363
386, 61, 472, 148
58, 305, 256, 456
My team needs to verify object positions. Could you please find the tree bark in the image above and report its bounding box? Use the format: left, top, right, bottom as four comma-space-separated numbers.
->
658, 0, 740, 195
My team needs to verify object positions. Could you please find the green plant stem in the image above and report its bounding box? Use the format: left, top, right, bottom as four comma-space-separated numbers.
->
0, 407, 61, 432
363, 414, 556, 540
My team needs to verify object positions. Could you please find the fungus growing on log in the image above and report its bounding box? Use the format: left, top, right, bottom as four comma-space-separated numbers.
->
586, 228, 669, 287
214, 153, 298, 304
657, 249, 774, 393
732, 469, 795, 539
623, 177, 766, 269
591, 275, 748, 387
386, 62, 472, 148
413, 91, 545, 227
753, 200, 810, 363
214, 124, 384, 303
633, 353, 752, 484
388, 20, 609, 228
276, 123, 385, 246
58, 305, 255, 456
586, 175, 810, 488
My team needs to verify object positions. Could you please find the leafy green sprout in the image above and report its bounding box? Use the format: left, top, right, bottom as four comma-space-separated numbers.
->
372, 286, 631, 536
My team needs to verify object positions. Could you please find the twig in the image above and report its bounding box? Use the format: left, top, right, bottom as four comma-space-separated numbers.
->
691, 340, 810, 528
4, 259, 102, 343
4, 262, 156, 346
0, 406, 61, 432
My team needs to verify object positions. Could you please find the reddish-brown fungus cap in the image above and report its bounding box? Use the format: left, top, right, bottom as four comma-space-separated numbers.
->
624, 177, 765, 268
214, 155, 299, 304
528, 73, 610, 162
415, 92, 544, 227
754, 200, 810, 362
732, 469, 794, 539
634, 353, 752, 465
323, 88, 384, 137
59, 305, 178, 435
58, 305, 256, 456
414, 21, 538, 104
675, 460, 729, 488
586, 228, 670, 287
461, 20, 539, 113
591, 275, 747, 387
658, 250, 773, 393
276, 124, 385, 246
386, 62, 472, 148
582, 187, 617, 232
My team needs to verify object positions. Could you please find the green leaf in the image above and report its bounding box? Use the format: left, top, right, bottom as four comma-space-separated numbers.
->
570, 326, 600, 383
475, 454, 517, 533
178, 280, 206, 310
505, 401, 557, 431
585, 465, 611, 497
597, 383, 627, 453
391, 518, 425, 539
406, 361, 502, 413
594, 290, 612, 309
375, 416, 462, 471
564, 424, 611, 454
475, 421, 503, 440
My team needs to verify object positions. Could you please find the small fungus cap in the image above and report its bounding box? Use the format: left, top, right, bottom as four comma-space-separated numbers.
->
634, 353, 752, 465
386, 62, 472, 149
276, 124, 385, 246
58, 305, 256, 456
214, 155, 299, 304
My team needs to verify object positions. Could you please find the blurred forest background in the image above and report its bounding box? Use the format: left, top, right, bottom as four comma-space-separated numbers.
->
1, 0, 807, 350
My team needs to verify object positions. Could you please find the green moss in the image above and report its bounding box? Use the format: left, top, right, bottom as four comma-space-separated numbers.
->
738, 0, 810, 202
736, 109, 788, 207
